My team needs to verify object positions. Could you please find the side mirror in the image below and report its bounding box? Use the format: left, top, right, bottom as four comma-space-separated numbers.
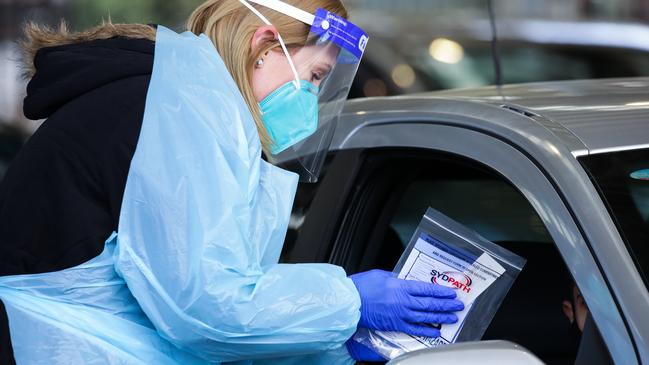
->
387, 340, 545, 365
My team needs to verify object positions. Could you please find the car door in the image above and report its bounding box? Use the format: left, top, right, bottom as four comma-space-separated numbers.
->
282, 121, 637, 365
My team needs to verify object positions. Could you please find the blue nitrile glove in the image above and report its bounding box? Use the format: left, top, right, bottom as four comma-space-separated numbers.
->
346, 336, 385, 362
350, 269, 464, 338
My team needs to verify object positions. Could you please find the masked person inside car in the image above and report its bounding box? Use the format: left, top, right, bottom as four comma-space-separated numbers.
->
0, 0, 464, 363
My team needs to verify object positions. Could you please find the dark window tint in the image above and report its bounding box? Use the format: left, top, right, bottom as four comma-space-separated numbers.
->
579, 148, 649, 289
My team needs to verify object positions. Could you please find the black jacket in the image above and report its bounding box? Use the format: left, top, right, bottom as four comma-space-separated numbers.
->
0, 36, 154, 363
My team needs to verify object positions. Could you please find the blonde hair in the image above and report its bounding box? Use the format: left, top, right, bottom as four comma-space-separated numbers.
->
20, 0, 347, 152
187, 0, 348, 152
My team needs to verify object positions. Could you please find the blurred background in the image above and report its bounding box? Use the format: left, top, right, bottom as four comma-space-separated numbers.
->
1, 0, 649, 177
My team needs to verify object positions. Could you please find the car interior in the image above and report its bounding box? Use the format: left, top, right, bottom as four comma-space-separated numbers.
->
283, 148, 615, 365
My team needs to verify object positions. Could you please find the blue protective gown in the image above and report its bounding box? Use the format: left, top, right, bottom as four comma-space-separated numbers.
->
0, 26, 360, 364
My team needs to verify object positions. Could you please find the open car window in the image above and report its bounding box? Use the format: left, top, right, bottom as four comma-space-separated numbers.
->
324, 148, 611, 365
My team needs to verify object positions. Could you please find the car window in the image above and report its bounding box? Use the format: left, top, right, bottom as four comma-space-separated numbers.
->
579, 148, 649, 291
331, 148, 609, 365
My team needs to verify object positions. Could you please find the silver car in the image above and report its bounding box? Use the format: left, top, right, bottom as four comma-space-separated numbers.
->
281, 77, 649, 365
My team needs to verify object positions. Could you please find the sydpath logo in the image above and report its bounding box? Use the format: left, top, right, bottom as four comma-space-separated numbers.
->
431, 269, 472, 293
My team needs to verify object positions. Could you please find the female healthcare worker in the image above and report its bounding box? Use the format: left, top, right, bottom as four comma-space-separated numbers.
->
0, 0, 464, 363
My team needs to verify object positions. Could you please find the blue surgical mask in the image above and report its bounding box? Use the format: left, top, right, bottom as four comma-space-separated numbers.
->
259, 80, 319, 155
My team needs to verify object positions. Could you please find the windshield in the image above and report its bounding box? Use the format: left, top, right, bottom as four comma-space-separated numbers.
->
579, 149, 649, 289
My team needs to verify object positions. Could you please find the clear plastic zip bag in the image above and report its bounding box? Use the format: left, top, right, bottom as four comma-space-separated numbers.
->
352, 207, 527, 360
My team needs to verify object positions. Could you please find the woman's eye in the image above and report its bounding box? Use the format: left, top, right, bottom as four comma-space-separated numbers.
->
312, 72, 323, 82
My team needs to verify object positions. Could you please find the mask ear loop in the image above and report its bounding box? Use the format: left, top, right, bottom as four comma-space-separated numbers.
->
239, 0, 301, 88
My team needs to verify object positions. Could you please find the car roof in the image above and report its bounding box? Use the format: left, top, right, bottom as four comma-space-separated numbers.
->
339, 77, 649, 156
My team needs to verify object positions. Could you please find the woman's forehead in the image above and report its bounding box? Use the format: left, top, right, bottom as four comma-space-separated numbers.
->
292, 44, 337, 69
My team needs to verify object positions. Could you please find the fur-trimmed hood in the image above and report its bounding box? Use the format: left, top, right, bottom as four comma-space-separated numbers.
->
21, 23, 156, 120
21, 22, 155, 78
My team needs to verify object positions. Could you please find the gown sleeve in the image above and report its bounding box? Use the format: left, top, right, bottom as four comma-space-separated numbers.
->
113, 26, 360, 364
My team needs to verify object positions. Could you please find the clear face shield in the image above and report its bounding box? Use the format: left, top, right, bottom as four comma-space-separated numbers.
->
239, 0, 368, 182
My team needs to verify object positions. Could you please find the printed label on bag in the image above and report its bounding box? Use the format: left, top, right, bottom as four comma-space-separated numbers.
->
374, 233, 505, 353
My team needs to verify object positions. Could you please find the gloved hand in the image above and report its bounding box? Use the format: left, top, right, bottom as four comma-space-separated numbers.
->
346, 336, 385, 362
350, 269, 464, 338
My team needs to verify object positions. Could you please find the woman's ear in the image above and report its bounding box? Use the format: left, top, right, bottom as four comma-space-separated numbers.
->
250, 25, 279, 54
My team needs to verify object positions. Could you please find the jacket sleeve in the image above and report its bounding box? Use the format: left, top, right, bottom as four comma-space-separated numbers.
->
113, 26, 360, 363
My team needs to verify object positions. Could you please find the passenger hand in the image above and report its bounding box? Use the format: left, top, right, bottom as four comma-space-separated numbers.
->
350, 269, 464, 338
